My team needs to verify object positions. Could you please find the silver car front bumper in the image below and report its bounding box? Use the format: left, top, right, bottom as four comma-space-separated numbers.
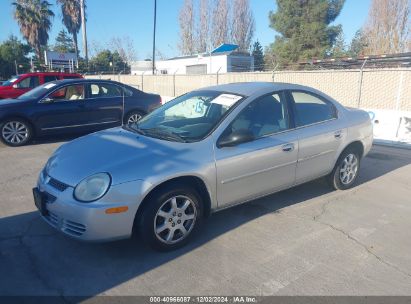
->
35, 173, 149, 242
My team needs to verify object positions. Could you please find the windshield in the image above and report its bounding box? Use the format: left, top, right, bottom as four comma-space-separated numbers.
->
2, 76, 20, 86
17, 82, 59, 99
130, 90, 243, 142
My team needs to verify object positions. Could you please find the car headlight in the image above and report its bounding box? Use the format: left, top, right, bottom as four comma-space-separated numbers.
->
74, 173, 111, 202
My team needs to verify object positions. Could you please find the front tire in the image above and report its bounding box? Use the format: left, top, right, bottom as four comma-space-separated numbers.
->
0, 118, 33, 147
328, 149, 361, 190
139, 185, 203, 251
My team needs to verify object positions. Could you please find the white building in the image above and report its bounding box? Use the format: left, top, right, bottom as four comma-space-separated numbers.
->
131, 44, 254, 75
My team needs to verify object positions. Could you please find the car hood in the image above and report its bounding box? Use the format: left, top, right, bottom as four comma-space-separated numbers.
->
46, 127, 198, 186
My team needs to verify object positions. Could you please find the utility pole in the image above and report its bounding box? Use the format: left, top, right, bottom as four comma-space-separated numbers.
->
152, 0, 157, 75
80, 0, 88, 65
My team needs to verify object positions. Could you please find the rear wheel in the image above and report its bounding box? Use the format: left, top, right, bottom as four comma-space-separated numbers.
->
125, 111, 144, 125
0, 119, 33, 147
139, 185, 203, 251
328, 149, 360, 190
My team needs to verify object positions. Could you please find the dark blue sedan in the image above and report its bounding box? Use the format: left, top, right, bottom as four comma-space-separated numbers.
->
0, 79, 162, 146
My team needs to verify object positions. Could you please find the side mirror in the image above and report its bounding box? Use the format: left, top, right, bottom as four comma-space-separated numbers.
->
12, 84, 19, 89
217, 129, 255, 148
41, 97, 54, 103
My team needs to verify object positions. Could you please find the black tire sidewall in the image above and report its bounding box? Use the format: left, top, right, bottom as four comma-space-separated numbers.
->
331, 149, 361, 190
0, 118, 33, 147
139, 185, 203, 251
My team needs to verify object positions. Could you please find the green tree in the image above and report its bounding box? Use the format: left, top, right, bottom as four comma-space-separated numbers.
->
349, 29, 368, 57
0, 35, 31, 79
330, 29, 348, 57
89, 50, 129, 73
268, 0, 345, 66
54, 29, 75, 53
252, 40, 264, 71
12, 0, 54, 60
57, 0, 83, 60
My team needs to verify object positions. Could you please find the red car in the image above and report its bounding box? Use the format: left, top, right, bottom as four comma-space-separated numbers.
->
0, 72, 83, 99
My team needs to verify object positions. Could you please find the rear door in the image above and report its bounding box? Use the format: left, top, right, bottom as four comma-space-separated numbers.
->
85, 82, 123, 128
288, 90, 346, 184
35, 84, 90, 132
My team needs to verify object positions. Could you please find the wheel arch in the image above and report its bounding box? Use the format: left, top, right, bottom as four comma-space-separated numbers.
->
334, 140, 365, 169
0, 115, 36, 136
133, 175, 212, 234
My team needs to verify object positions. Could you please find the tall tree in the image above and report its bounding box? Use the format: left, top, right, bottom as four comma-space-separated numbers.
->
12, 0, 55, 60
0, 35, 31, 78
268, 0, 345, 66
53, 29, 75, 53
330, 29, 348, 57
56, 0, 83, 60
108, 36, 137, 64
89, 50, 129, 73
349, 29, 368, 56
196, 0, 211, 53
231, 0, 255, 52
252, 40, 264, 71
211, 0, 230, 48
178, 0, 195, 55
363, 0, 410, 54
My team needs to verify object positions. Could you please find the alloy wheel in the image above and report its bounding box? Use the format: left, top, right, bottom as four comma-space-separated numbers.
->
127, 113, 142, 125
1, 121, 29, 145
339, 153, 359, 185
154, 195, 197, 244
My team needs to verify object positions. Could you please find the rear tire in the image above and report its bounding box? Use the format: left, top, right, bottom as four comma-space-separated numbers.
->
125, 110, 145, 125
0, 118, 33, 147
328, 148, 361, 190
139, 184, 203, 251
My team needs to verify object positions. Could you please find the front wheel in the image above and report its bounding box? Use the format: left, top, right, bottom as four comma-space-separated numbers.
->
0, 119, 33, 147
139, 185, 203, 251
328, 149, 361, 190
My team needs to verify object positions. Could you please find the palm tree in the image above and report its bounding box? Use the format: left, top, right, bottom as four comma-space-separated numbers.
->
57, 0, 83, 60
12, 0, 54, 61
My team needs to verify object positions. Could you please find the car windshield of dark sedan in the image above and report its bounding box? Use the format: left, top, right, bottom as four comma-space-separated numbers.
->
1, 76, 20, 86
17, 82, 59, 99
131, 90, 243, 142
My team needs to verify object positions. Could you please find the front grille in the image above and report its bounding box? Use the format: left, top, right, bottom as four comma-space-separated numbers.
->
44, 192, 57, 204
63, 219, 86, 236
48, 177, 69, 192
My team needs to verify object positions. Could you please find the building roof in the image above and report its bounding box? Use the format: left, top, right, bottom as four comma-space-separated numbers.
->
211, 44, 239, 54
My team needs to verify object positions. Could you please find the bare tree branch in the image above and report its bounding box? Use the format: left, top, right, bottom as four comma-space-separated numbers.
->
178, 0, 196, 55
231, 0, 255, 52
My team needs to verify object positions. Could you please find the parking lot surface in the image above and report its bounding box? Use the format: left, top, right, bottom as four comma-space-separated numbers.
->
0, 138, 411, 298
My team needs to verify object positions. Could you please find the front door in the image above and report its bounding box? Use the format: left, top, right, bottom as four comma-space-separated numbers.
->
214, 92, 298, 208
35, 84, 90, 133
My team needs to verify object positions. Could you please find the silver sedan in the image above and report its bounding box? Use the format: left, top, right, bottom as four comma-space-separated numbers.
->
34, 82, 373, 250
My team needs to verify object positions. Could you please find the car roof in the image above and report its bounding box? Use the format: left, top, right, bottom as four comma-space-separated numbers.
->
198, 82, 321, 97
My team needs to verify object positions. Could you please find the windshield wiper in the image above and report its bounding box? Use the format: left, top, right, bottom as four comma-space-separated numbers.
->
124, 123, 146, 135
142, 128, 187, 143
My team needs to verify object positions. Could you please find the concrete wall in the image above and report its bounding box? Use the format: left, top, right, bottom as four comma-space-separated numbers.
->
86, 68, 411, 111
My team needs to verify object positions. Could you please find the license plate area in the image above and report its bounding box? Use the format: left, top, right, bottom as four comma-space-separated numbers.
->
33, 188, 49, 216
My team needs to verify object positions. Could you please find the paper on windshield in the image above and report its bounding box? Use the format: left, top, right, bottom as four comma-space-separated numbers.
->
44, 83, 57, 89
211, 94, 242, 107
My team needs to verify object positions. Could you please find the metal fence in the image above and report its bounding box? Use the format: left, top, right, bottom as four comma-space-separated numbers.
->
87, 68, 411, 112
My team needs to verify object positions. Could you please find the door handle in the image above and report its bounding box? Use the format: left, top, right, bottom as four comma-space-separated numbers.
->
282, 143, 295, 152
334, 130, 343, 139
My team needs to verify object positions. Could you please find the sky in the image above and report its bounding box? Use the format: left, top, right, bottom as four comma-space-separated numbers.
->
0, 0, 371, 59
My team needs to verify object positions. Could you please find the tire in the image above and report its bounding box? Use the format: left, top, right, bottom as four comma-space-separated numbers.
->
0, 118, 33, 147
125, 110, 145, 125
139, 184, 203, 251
328, 148, 361, 190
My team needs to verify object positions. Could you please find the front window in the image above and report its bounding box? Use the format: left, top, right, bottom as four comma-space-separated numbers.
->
2, 76, 20, 86
47, 84, 85, 101
18, 76, 39, 89
131, 90, 243, 142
